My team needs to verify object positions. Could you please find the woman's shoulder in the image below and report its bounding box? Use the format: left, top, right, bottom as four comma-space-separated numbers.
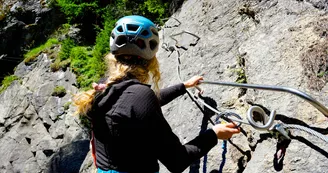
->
126, 82, 154, 96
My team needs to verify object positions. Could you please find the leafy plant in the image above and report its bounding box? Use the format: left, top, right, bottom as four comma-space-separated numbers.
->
93, 20, 112, 60
141, 0, 169, 22
0, 75, 19, 94
70, 47, 106, 90
51, 23, 71, 38
64, 101, 72, 110
0, 11, 6, 21
24, 38, 59, 63
50, 58, 61, 72
0, 1, 9, 22
52, 86, 67, 97
60, 59, 71, 70
56, 0, 100, 22
59, 38, 75, 60
231, 68, 247, 84
45, 0, 173, 92
79, 115, 91, 129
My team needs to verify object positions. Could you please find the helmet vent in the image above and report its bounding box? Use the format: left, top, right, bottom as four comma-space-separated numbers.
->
149, 39, 158, 50
136, 39, 146, 49
127, 24, 139, 31
111, 33, 115, 39
151, 28, 158, 36
117, 26, 123, 32
116, 35, 127, 46
141, 30, 149, 37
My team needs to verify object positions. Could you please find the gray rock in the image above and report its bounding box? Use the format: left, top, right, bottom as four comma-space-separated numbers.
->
24, 104, 37, 120
0, 0, 64, 81
1, 0, 328, 172
79, 151, 97, 173
35, 150, 49, 170
155, 0, 328, 172
0, 51, 85, 172
22, 157, 41, 173
49, 119, 65, 139
45, 140, 90, 173
10, 1, 23, 13
306, 0, 328, 10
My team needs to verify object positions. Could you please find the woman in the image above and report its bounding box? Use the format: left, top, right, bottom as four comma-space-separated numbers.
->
73, 15, 240, 173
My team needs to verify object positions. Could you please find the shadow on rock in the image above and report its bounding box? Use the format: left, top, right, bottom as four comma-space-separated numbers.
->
290, 135, 328, 158
46, 139, 90, 173
273, 138, 291, 171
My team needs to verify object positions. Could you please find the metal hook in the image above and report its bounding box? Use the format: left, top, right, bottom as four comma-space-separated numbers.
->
246, 106, 276, 130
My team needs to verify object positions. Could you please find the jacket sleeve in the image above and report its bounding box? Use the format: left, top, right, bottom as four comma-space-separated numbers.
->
159, 83, 187, 106
133, 86, 218, 173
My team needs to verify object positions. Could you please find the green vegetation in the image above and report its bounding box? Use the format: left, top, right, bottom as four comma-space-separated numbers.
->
54, 0, 172, 43
48, 38, 105, 89
51, 23, 71, 39
41, 0, 173, 90
317, 71, 328, 78
142, 0, 169, 21
64, 101, 72, 110
21, 0, 174, 89
0, 75, 19, 94
59, 38, 75, 60
56, 0, 100, 23
235, 68, 247, 83
0, 1, 9, 22
50, 58, 61, 72
70, 46, 106, 90
17, 0, 177, 129
0, 11, 6, 21
24, 38, 59, 63
50, 58, 70, 72
79, 115, 92, 129
52, 86, 67, 97
234, 54, 247, 84
50, 38, 75, 72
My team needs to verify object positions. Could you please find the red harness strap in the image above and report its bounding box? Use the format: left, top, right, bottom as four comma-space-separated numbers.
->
91, 131, 97, 168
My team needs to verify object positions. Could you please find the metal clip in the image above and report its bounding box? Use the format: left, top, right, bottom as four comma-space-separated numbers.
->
270, 124, 290, 140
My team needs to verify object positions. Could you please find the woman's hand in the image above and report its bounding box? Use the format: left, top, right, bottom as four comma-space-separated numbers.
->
212, 123, 240, 140
183, 76, 203, 88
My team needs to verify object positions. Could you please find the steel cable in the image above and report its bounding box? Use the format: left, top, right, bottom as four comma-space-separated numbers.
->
161, 18, 328, 144
283, 124, 328, 143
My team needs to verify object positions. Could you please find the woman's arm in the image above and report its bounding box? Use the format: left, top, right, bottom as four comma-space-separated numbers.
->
159, 83, 186, 106
150, 110, 218, 173
133, 84, 240, 173
134, 85, 216, 172
159, 76, 203, 106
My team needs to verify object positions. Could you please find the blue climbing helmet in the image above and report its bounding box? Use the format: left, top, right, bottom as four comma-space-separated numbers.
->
110, 15, 159, 60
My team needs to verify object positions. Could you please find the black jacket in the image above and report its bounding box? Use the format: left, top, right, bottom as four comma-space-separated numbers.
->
89, 79, 217, 173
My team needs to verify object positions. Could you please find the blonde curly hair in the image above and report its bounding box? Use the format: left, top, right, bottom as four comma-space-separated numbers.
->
72, 53, 161, 116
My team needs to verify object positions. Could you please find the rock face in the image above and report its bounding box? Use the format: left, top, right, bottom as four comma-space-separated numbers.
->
0, 53, 89, 173
0, 0, 64, 80
1, 0, 328, 173
155, 0, 328, 172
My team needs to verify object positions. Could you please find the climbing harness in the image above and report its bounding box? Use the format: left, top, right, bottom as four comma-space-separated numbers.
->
160, 17, 328, 143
